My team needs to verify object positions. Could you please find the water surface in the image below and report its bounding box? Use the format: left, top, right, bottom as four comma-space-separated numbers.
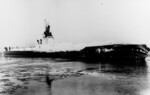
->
0, 57, 149, 95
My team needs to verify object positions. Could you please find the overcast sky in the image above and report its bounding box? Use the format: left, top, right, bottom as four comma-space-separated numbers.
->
0, 0, 150, 47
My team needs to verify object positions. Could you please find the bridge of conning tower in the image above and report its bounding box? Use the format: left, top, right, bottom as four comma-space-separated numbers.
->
43, 23, 53, 38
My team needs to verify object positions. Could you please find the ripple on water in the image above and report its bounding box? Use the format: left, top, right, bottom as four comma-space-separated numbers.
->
0, 58, 88, 95
0, 57, 149, 95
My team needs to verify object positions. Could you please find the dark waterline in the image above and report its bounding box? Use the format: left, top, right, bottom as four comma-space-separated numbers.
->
0, 57, 149, 95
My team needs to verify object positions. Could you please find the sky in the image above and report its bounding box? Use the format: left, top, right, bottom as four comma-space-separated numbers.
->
0, 0, 150, 48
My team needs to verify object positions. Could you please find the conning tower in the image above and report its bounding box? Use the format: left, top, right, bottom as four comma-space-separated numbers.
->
43, 20, 54, 45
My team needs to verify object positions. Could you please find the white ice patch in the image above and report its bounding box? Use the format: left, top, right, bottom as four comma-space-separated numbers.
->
87, 72, 100, 76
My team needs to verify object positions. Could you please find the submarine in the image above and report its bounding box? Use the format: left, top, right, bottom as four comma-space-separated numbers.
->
3, 21, 150, 61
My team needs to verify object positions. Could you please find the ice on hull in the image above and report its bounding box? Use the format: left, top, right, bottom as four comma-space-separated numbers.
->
3, 21, 150, 61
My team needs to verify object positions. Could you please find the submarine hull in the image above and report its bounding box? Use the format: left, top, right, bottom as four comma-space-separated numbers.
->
81, 44, 149, 60
3, 44, 150, 61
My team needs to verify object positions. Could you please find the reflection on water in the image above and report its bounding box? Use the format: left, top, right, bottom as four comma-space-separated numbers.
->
0, 57, 149, 95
